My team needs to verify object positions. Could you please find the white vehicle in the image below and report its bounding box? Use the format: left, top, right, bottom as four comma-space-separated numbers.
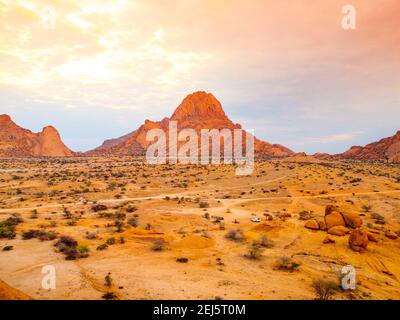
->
250, 217, 261, 223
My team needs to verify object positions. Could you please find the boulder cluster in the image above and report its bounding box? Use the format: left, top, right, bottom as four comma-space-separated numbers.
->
304, 205, 398, 253
305, 205, 362, 235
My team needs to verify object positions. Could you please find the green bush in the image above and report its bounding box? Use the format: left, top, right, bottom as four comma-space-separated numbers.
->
0, 215, 23, 239
77, 245, 90, 254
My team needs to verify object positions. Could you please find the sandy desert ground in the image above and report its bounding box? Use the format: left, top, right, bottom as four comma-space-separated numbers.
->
0, 157, 399, 300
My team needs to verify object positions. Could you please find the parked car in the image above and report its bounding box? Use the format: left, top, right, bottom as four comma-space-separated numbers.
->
250, 217, 261, 223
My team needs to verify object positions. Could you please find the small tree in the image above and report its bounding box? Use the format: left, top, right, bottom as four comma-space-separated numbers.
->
105, 272, 113, 288
362, 205, 372, 213
245, 241, 264, 260
259, 235, 274, 248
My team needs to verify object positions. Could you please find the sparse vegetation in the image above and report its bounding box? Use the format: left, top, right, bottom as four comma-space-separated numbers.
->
0, 157, 398, 300
312, 279, 338, 300
225, 229, 245, 242
22, 230, 57, 241
54, 236, 89, 260
0, 215, 23, 239
244, 241, 264, 260
151, 239, 166, 251
274, 257, 301, 272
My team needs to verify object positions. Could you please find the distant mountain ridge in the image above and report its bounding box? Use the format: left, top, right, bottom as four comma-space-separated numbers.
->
1, 92, 399, 162
337, 130, 400, 162
0, 114, 73, 157
314, 130, 400, 163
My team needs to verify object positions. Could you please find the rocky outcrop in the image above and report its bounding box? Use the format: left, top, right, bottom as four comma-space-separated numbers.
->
341, 212, 362, 229
324, 205, 362, 230
0, 115, 73, 157
304, 219, 319, 230
324, 205, 346, 229
327, 226, 349, 236
348, 228, 369, 252
318, 131, 400, 162
87, 92, 294, 157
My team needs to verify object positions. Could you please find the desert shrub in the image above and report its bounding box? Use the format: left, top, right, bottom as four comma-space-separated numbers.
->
244, 241, 264, 260
362, 205, 372, 212
102, 292, 117, 300
199, 202, 210, 209
0, 222, 16, 239
106, 237, 116, 245
274, 257, 301, 272
127, 216, 138, 227
22, 229, 57, 241
312, 279, 338, 300
125, 205, 138, 213
259, 235, 274, 248
55, 236, 77, 250
96, 243, 109, 251
151, 239, 166, 251
114, 213, 126, 220
2, 245, 13, 251
212, 216, 224, 223
92, 204, 108, 212
77, 245, 90, 255
225, 229, 245, 242
114, 220, 125, 233
370, 212, 385, 225
5, 214, 23, 225
0, 214, 23, 239
30, 210, 38, 219
176, 257, 189, 263
105, 272, 112, 287
54, 236, 88, 260
66, 219, 77, 226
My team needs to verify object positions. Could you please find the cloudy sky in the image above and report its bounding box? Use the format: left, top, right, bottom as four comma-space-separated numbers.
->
0, 0, 399, 153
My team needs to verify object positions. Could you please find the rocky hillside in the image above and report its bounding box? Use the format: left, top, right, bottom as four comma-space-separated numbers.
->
87, 91, 294, 157
322, 131, 400, 163
0, 114, 73, 157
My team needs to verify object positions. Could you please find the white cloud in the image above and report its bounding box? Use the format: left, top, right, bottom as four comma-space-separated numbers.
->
294, 133, 362, 146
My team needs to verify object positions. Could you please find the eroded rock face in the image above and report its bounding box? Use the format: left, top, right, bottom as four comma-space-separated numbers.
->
349, 228, 369, 252
325, 206, 346, 229
86, 91, 294, 157
324, 205, 362, 230
342, 212, 362, 229
0, 115, 73, 157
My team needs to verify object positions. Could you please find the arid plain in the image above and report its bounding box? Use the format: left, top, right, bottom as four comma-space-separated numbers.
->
0, 156, 399, 300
